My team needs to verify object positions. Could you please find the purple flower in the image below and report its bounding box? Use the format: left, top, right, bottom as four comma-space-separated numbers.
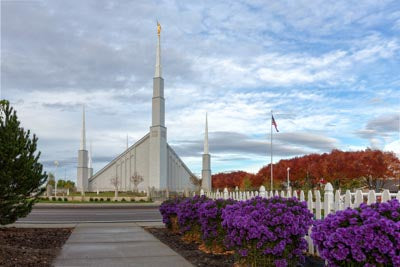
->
311, 199, 400, 266
198, 198, 236, 248
176, 195, 208, 234
222, 196, 313, 266
159, 197, 184, 228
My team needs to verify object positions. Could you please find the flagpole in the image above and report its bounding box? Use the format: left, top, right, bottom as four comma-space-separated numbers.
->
270, 110, 273, 191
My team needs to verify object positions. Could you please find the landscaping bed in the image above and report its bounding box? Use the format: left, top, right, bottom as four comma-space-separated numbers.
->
0, 227, 72, 267
146, 227, 324, 267
147, 227, 233, 267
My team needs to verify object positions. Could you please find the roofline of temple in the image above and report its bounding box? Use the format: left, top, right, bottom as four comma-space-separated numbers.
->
167, 143, 197, 179
89, 132, 150, 182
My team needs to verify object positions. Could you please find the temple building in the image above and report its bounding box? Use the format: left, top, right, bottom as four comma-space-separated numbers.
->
76, 23, 211, 193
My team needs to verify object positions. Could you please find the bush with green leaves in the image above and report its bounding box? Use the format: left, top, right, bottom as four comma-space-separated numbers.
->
0, 100, 47, 225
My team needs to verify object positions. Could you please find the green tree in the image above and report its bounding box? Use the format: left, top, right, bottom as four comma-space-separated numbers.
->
64, 180, 75, 190
0, 100, 47, 225
241, 176, 253, 190
47, 172, 55, 187
57, 179, 66, 188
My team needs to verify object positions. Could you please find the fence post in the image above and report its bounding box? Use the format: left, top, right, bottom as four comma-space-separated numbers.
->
315, 190, 321, 219
223, 188, 228, 200
324, 183, 334, 216
300, 190, 305, 202
354, 190, 363, 208
397, 191, 400, 201
293, 190, 298, 199
344, 190, 352, 209
200, 189, 204, 196
367, 190, 376, 205
382, 190, 391, 203
259, 185, 266, 198
307, 191, 313, 213
334, 190, 341, 211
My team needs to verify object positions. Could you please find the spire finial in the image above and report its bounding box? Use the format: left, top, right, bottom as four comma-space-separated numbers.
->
80, 104, 86, 150
155, 22, 162, 77
157, 21, 161, 36
204, 113, 209, 154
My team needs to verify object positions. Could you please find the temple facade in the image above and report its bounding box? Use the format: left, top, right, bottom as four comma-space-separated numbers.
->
76, 24, 205, 193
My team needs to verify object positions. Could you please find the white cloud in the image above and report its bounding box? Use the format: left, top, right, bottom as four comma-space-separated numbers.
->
385, 140, 400, 158
3, 0, 400, 182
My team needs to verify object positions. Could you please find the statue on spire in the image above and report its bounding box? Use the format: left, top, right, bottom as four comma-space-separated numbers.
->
154, 21, 162, 77
157, 21, 161, 36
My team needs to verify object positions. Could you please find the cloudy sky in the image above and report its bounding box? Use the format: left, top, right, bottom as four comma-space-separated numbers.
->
2, 0, 400, 182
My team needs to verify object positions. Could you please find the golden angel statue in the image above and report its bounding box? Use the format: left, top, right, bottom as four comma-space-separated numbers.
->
157, 22, 161, 35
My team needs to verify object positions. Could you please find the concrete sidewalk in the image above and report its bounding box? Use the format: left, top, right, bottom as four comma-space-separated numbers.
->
53, 222, 193, 267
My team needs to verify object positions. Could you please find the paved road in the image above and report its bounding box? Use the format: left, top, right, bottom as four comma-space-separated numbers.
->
16, 207, 162, 223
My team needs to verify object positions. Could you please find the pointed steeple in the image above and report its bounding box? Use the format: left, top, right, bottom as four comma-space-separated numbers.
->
80, 104, 86, 150
201, 112, 211, 191
204, 113, 209, 154
126, 134, 129, 150
155, 21, 162, 78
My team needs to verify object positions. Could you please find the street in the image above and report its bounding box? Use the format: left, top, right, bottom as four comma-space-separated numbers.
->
16, 206, 162, 223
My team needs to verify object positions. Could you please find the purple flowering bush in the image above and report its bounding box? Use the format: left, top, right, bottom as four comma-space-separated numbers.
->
222, 196, 313, 267
311, 199, 400, 267
159, 197, 183, 231
176, 195, 208, 242
198, 198, 236, 251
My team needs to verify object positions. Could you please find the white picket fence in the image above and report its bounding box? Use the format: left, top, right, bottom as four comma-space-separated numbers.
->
199, 183, 400, 256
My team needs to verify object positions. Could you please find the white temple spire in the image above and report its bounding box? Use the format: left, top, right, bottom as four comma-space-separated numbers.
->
201, 112, 211, 191
80, 104, 86, 150
88, 141, 92, 169
126, 134, 129, 150
154, 21, 162, 78
204, 113, 209, 154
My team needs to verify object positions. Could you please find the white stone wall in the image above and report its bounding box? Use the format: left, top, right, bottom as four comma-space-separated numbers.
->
88, 135, 195, 192
88, 134, 150, 192
167, 145, 193, 191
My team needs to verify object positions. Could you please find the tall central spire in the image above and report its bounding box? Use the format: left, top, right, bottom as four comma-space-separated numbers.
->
149, 21, 168, 190
151, 21, 165, 127
204, 113, 209, 154
155, 21, 162, 78
80, 104, 86, 150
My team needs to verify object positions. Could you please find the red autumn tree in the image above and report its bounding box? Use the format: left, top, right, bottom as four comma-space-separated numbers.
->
211, 149, 400, 191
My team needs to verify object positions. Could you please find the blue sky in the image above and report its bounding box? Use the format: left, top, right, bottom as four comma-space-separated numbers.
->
1, 0, 399, 182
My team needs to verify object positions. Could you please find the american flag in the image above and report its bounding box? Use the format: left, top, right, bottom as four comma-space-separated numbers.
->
272, 115, 279, 132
